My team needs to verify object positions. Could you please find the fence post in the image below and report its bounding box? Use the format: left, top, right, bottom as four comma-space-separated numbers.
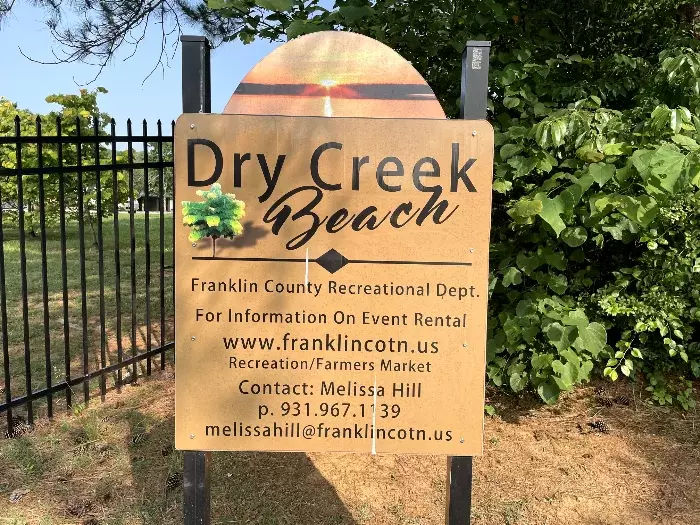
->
180, 34, 212, 525
446, 39, 491, 525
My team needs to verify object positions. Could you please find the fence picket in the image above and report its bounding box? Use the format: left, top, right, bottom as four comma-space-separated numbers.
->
143, 120, 152, 376
15, 116, 33, 424
36, 117, 53, 418
94, 118, 107, 402
57, 117, 72, 410
157, 120, 166, 370
111, 120, 123, 389
76, 118, 90, 405
127, 119, 138, 383
0, 168, 11, 429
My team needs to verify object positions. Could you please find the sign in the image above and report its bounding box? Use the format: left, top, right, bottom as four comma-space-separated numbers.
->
222, 30, 446, 119
174, 113, 493, 455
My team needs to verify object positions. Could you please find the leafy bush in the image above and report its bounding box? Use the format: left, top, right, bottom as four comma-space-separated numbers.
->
487, 45, 700, 405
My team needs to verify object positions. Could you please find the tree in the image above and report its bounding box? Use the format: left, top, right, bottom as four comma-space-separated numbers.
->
182, 183, 245, 257
132, 141, 174, 198
0, 88, 128, 242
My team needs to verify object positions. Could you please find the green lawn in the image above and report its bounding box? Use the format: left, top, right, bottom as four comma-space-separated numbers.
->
1, 212, 174, 419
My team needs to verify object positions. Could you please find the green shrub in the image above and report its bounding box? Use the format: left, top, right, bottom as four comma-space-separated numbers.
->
487, 45, 700, 405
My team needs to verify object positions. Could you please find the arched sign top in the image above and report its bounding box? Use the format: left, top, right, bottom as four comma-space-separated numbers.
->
223, 31, 446, 119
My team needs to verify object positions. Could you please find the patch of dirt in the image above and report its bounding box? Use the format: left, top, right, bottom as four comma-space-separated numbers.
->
0, 369, 697, 524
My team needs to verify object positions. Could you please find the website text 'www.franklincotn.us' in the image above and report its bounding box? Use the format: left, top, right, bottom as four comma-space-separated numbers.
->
204, 421, 453, 442
221, 333, 439, 353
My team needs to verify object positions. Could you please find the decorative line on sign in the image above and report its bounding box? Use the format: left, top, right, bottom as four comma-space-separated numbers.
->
191, 248, 472, 274
349, 260, 473, 266
191, 256, 309, 262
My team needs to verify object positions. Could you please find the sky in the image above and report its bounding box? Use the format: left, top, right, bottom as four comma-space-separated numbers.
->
0, 4, 280, 133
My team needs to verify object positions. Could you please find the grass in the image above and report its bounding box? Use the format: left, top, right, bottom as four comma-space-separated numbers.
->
0, 212, 174, 422
0, 372, 363, 524
0, 375, 182, 524
0, 372, 697, 524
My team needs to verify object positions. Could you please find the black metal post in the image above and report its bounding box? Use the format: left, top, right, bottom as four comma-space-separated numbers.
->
76, 118, 90, 406
181, 35, 212, 114
57, 117, 72, 410
0, 150, 10, 430
447, 39, 491, 525
446, 456, 473, 525
181, 34, 212, 525
143, 119, 152, 376
460, 41, 491, 120
184, 446, 211, 524
127, 119, 138, 383
95, 118, 107, 402
110, 119, 124, 389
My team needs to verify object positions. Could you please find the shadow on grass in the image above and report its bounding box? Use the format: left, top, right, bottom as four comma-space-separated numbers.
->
123, 410, 357, 525
210, 451, 357, 524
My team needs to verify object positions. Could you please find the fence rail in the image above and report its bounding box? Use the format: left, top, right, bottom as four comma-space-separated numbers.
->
0, 115, 175, 433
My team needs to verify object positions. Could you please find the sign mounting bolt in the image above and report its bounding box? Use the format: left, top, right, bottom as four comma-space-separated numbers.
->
460, 438, 464, 443
191, 336, 196, 341
472, 130, 477, 136
190, 123, 195, 129
189, 433, 195, 439
469, 248, 475, 253
463, 343, 468, 348
192, 243, 197, 247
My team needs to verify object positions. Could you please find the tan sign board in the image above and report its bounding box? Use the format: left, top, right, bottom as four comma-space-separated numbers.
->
174, 113, 493, 455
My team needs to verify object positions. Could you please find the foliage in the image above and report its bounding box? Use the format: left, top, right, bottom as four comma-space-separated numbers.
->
182, 183, 245, 256
482, 41, 700, 407
0, 88, 128, 241
132, 140, 174, 197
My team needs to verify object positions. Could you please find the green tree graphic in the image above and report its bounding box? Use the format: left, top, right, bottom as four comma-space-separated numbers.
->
182, 183, 245, 257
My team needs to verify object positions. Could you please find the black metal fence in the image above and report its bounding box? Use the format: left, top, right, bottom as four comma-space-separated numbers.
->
0, 115, 175, 434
